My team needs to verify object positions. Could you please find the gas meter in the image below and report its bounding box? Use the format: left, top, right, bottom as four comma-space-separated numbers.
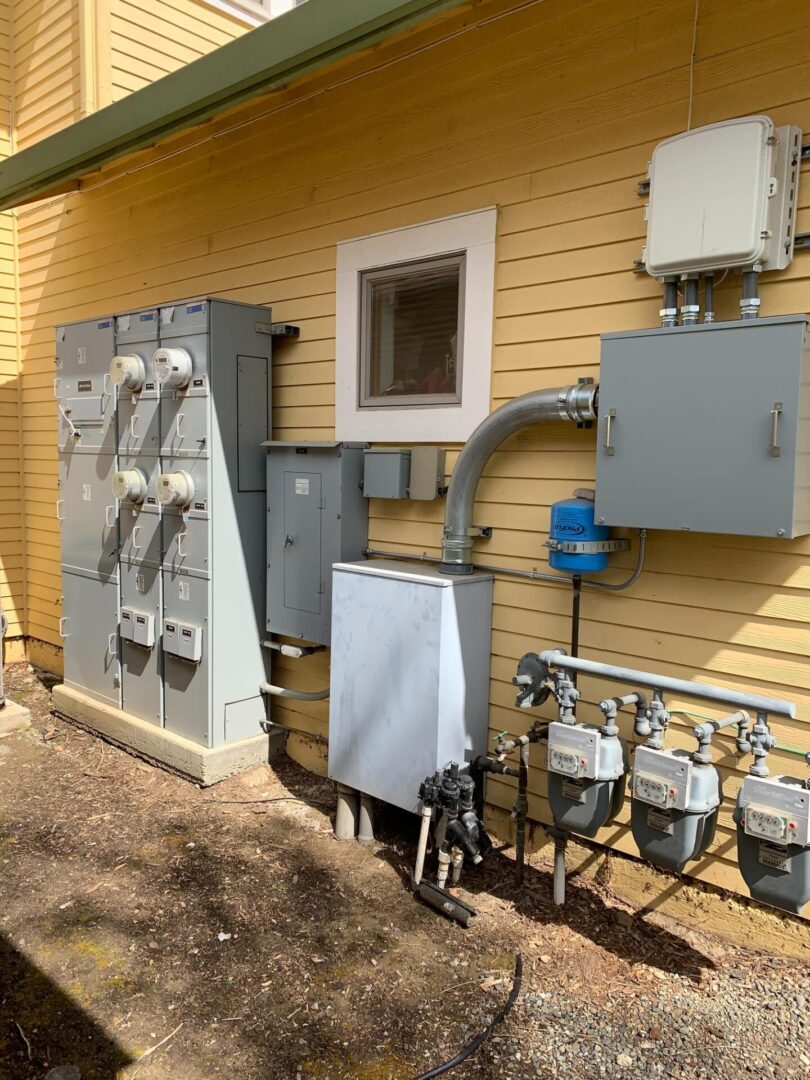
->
631, 746, 719, 871
152, 347, 193, 389
546, 720, 627, 837
734, 771, 810, 914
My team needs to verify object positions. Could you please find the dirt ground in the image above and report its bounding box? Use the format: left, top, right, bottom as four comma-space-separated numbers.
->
0, 663, 808, 1080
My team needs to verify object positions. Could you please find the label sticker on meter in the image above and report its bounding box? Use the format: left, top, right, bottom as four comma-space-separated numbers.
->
295, 478, 309, 496
179, 581, 190, 601
758, 841, 791, 873
647, 807, 674, 834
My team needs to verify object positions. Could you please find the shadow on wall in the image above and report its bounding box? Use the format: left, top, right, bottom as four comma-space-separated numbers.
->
0, 934, 133, 1078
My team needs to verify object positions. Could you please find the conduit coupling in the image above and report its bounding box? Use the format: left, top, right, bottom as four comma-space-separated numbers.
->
440, 382, 598, 575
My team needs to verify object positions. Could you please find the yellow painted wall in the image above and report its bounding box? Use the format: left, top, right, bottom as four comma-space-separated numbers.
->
0, 0, 254, 650
109, 0, 251, 102
0, 2, 23, 642
11, 0, 810, 903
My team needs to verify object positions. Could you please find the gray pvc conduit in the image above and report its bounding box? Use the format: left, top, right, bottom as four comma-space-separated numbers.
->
259, 681, 329, 702
440, 383, 598, 575
539, 650, 796, 719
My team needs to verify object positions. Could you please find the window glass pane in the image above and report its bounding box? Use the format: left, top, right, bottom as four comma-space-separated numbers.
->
364, 259, 461, 401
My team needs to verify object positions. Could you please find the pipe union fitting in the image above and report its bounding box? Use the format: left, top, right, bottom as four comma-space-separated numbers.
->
557, 383, 598, 424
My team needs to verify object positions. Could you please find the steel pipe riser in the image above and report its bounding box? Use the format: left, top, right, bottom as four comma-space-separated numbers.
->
538, 650, 796, 719
440, 383, 598, 574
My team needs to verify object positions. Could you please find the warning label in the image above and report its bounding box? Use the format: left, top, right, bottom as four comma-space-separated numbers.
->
295, 478, 309, 496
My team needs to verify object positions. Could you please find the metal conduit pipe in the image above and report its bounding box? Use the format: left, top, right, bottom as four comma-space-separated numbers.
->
538, 650, 796, 719
364, 529, 646, 593
440, 383, 599, 575
259, 681, 329, 701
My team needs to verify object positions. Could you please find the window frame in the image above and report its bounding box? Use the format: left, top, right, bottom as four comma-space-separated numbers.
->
358, 252, 466, 409
335, 208, 497, 443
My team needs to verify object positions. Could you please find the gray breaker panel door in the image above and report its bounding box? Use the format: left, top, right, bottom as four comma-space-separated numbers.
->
120, 557, 163, 726
162, 570, 210, 746
59, 452, 119, 578
283, 470, 323, 615
61, 569, 120, 708
56, 318, 116, 452
595, 317, 809, 537
118, 390, 160, 457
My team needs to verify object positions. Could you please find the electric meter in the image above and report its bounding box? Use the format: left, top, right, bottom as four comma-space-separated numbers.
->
157, 470, 195, 508
111, 468, 148, 504
110, 353, 146, 392
152, 347, 193, 389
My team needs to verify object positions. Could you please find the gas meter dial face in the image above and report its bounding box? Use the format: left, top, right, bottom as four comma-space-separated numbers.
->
110, 353, 146, 391
152, 347, 193, 389
634, 772, 668, 806
549, 747, 580, 776
745, 805, 788, 842
157, 470, 195, 508
112, 468, 148, 504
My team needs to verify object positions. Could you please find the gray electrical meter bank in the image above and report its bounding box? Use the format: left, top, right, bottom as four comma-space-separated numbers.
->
595, 316, 810, 537
56, 297, 274, 771
264, 442, 368, 646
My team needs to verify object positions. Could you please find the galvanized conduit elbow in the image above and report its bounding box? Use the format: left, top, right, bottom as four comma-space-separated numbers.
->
440, 383, 598, 575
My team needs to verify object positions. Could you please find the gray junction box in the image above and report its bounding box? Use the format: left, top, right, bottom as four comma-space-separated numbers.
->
595, 316, 810, 537
265, 442, 368, 645
328, 560, 493, 813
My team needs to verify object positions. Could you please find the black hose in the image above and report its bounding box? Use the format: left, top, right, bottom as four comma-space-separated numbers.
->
412, 952, 523, 1079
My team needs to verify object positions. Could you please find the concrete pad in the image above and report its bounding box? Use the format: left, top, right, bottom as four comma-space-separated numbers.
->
52, 683, 269, 786
0, 699, 31, 735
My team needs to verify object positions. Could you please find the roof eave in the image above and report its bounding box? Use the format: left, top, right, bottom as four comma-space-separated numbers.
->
0, 0, 468, 211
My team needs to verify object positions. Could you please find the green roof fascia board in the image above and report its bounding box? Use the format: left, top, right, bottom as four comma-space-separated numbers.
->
0, 0, 469, 210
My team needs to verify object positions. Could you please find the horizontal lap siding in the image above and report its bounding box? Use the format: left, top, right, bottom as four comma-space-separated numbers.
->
110, 0, 249, 102
15, 0, 810, 902
0, 3, 22, 638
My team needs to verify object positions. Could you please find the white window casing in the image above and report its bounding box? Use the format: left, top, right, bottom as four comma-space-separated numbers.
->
336, 208, 497, 442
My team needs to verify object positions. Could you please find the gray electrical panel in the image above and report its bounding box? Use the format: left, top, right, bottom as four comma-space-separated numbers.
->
594, 316, 810, 538
56, 316, 120, 708
363, 449, 411, 499
57, 298, 273, 752
265, 442, 368, 645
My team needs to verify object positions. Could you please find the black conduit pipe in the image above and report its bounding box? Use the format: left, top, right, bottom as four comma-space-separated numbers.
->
412, 953, 523, 1079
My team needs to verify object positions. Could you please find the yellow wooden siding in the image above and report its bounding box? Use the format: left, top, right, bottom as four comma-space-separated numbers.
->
11, 0, 80, 149
0, 2, 23, 640
110, 0, 250, 102
11, 0, 810, 902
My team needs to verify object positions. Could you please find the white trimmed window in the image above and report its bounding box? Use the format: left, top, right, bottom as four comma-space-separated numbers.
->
336, 208, 497, 442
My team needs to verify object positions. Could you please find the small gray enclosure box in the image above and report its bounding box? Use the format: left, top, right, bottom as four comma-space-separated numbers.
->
363, 448, 411, 499
595, 316, 810, 538
328, 561, 493, 813
265, 442, 368, 645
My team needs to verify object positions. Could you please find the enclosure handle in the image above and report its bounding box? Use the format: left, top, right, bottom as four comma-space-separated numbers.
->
130, 414, 140, 439
176, 412, 185, 440
177, 530, 188, 557
108, 633, 117, 656
604, 408, 616, 456
770, 402, 783, 458
55, 499, 65, 521
131, 525, 142, 551
105, 504, 117, 527
59, 616, 70, 638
